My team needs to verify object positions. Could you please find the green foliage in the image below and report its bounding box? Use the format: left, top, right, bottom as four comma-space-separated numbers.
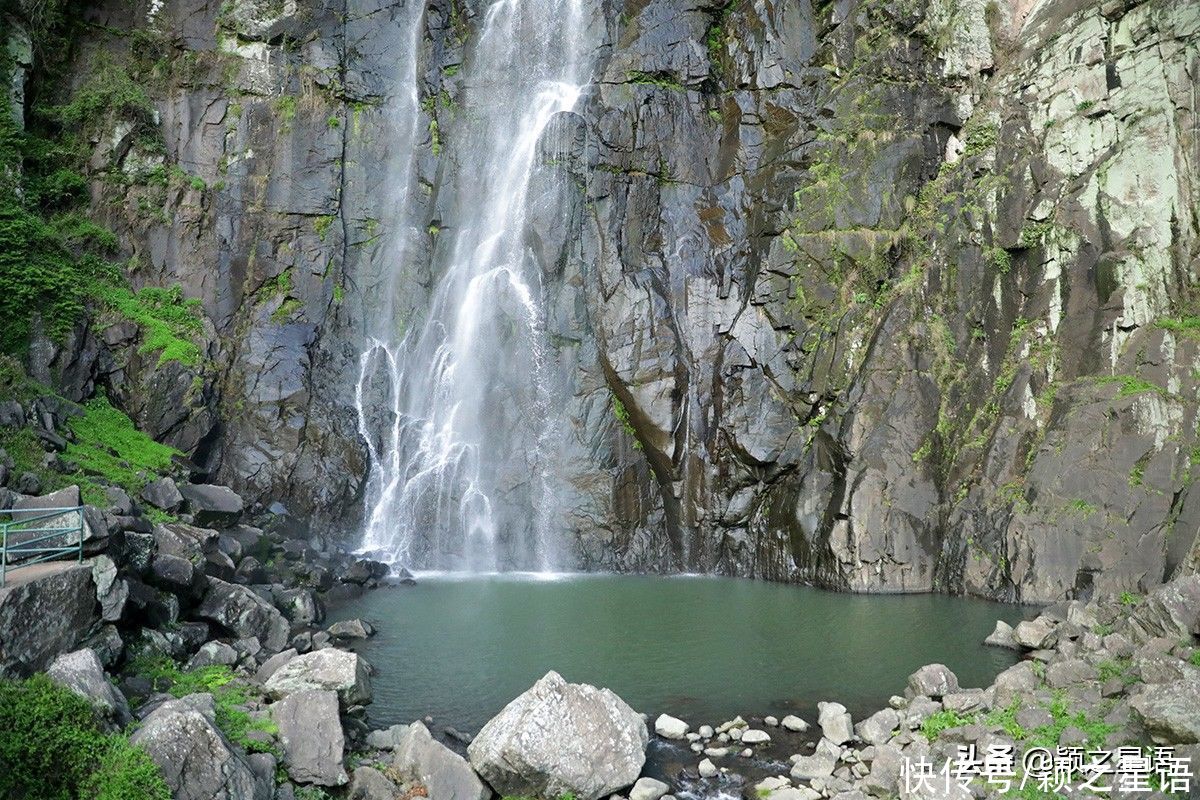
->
1066, 498, 1097, 516
46, 55, 156, 135
126, 656, 278, 755
275, 95, 298, 128
987, 245, 1012, 275
1190, 651, 1200, 667
920, 709, 970, 739
612, 395, 643, 450
1093, 374, 1166, 399
1155, 316, 1200, 338
962, 123, 999, 157
1018, 220, 1055, 248
65, 395, 181, 502
627, 71, 685, 91
95, 283, 205, 367
313, 215, 335, 241
1025, 692, 1116, 750
0, 674, 170, 800
1119, 590, 1140, 606
295, 788, 335, 800
985, 699, 1026, 739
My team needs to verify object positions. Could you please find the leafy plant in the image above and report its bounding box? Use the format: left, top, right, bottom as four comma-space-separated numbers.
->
0, 674, 170, 800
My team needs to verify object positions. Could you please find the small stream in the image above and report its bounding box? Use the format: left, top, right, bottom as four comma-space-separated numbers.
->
329, 574, 1029, 738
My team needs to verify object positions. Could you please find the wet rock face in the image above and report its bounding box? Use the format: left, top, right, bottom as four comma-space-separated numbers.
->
53, 0, 1199, 599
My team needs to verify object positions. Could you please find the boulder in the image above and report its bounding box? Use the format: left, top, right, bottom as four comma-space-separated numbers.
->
818, 701, 854, 745
8, 486, 92, 556
179, 483, 245, 527
342, 559, 389, 585
46, 648, 131, 728
347, 766, 400, 800
781, 714, 809, 732
141, 477, 183, 512
273, 587, 323, 626
992, 661, 1041, 708
264, 648, 372, 706
131, 696, 267, 800
655, 713, 689, 739
187, 641, 239, 670
272, 689, 348, 786
906, 664, 960, 699
1013, 617, 1057, 649
391, 721, 489, 800
630, 776, 669, 800
467, 671, 648, 800
0, 562, 98, 677
366, 724, 410, 750
91, 555, 128, 622
151, 552, 204, 596
741, 729, 771, 744
196, 578, 289, 653
1130, 677, 1200, 743
255, 648, 298, 684
857, 708, 899, 745
1125, 575, 1200, 642
790, 737, 840, 780
328, 618, 375, 639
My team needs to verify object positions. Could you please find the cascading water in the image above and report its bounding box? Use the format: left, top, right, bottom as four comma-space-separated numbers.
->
356, 0, 594, 572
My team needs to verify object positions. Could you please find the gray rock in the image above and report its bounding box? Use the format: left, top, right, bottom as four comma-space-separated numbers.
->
347, 766, 399, 800
272, 689, 348, 786
273, 587, 323, 626
857, 708, 899, 745
992, 661, 1041, 708
46, 648, 131, 728
1046, 658, 1096, 689
264, 648, 372, 706
142, 477, 183, 512
132, 695, 267, 800
862, 742, 904, 796
655, 713, 689, 739
0, 562, 98, 677
179, 484, 245, 527
196, 578, 289, 654
1125, 575, 1200, 642
188, 641, 239, 670
907, 664, 960, 699
790, 737, 839, 780
818, 701, 854, 745
151, 552, 202, 595
366, 723, 410, 750
83, 624, 124, 667
1013, 618, 1057, 650
392, 721, 489, 800
328, 618, 375, 639
468, 671, 648, 800
942, 689, 989, 714
1130, 677, 1200, 743
631, 777, 670, 800
256, 648, 298, 685
741, 728, 771, 744
781, 714, 809, 732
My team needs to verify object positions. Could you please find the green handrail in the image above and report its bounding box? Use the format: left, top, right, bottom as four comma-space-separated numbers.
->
0, 506, 85, 588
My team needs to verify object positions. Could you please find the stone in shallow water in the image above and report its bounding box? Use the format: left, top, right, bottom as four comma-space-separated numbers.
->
467, 670, 648, 800
655, 712, 689, 739
697, 758, 718, 778
781, 714, 809, 732
741, 728, 771, 744
906, 664, 959, 699
630, 776, 670, 800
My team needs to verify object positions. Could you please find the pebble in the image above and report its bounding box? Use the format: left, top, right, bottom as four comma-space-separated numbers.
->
690, 742, 703, 753
717, 733, 729, 742
729, 727, 743, 741
630, 777, 669, 800
764, 715, 779, 726
686, 732, 701, 742
655, 713, 690, 740
740, 748, 753, 758
698, 724, 714, 738
704, 746, 730, 757
698, 758, 718, 778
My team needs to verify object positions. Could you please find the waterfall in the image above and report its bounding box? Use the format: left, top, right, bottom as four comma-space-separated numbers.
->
355, 0, 593, 572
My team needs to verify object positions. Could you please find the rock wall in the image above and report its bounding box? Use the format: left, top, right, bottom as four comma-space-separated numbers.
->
9, 0, 1198, 602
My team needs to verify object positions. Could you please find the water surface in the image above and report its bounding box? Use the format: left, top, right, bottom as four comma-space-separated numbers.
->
330, 574, 1027, 734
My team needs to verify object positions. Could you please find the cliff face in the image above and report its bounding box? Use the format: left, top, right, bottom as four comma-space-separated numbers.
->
6, 0, 1198, 602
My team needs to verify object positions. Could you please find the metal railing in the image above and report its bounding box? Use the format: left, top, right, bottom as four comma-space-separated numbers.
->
0, 506, 85, 588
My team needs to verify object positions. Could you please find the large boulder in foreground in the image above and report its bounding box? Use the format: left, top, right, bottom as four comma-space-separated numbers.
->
1124, 575, 1200, 643
272, 689, 348, 786
0, 562, 97, 677
46, 647, 130, 728
196, 578, 289, 653
131, 695, 268, 800
264, 647, 372, 706
392, 721, 489, 800
467, 671, 647, 800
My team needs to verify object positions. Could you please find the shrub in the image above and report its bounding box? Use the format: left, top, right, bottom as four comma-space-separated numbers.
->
0, 674, 170, 800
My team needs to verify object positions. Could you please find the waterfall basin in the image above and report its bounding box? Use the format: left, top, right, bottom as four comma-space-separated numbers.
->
328, 573, 1028, 749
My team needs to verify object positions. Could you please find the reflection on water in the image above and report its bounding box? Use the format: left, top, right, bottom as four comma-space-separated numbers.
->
328, 574, 1029, 734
